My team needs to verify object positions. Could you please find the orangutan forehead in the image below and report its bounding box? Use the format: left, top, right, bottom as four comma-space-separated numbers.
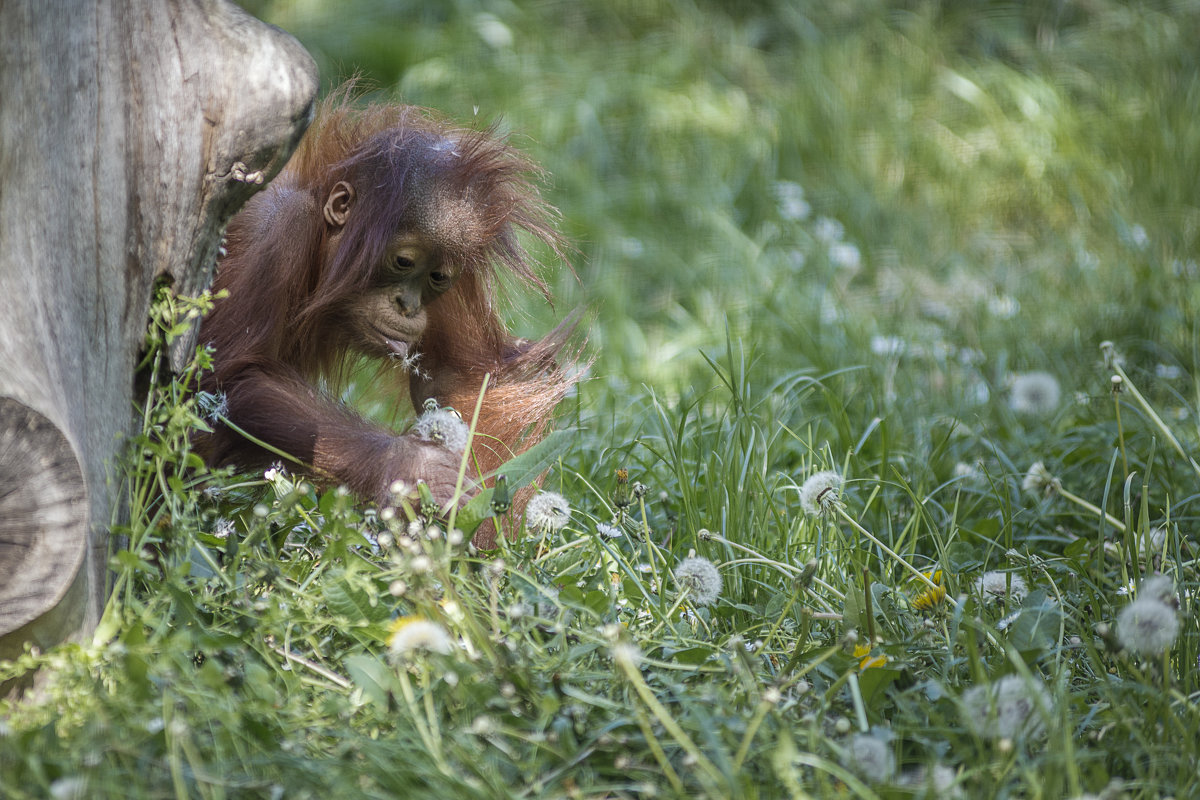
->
401, 182, 490, 255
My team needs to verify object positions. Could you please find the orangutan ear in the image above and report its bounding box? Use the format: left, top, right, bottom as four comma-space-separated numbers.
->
323, 180, 356, 228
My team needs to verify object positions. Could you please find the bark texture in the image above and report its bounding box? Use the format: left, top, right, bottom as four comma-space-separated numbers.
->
0, 0, 318, 665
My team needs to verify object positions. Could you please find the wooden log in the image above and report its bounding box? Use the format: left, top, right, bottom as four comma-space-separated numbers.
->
0, 0, 317, 667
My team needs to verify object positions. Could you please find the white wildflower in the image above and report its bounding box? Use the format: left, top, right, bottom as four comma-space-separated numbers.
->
798, 470, 844, 516
975, 571, 1028, 604
674, 556, 723, 606
1009, 372, 1061, 416
1117, 596, 1178, 655
961, 674, 1051, 740
844, 733, 895, 783
596, 522, 624, 539
525, 491, 571, 533
387, 617, 455, 661
412, 406, 470, 453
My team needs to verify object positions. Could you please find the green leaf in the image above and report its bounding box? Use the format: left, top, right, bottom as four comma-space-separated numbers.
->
323, 572, 390, 624
857, 665, 902, 706
454, 488, 495, 535
669, 646, 712, 665
345, 654, 396, 709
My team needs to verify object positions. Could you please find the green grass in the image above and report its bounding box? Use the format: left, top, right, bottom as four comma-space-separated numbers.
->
5, 1, 1200, 797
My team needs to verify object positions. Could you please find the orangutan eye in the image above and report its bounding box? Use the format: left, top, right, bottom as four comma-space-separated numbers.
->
430, 271, 451, 290
395, 255, 416, 271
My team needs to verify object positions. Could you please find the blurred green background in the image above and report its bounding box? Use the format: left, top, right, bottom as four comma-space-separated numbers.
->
243, 0, 1200, 417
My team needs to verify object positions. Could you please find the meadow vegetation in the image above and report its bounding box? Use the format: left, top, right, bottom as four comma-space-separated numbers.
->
3, 1, 1200, 797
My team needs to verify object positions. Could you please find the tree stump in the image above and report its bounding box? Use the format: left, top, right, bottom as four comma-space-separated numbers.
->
0, 0, 318, 673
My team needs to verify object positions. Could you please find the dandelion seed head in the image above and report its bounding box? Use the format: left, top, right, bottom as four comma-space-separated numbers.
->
1022, 461, 1061, 497
844, 733, 895, 783
1009, 372, 1061, 416
525, 491, 571, 533
1139, 574, 1176, 606
987, 294, 1020, 319
674, 556, 722, 606
898, 764, 962, 799
1117, 596, 1179, 654
814, 216, 844, 244
412, 406, 469, 453
870, 335, 906, 358
196, 390, 228, 423
773, 180, 811, 221
954, 461, 982, 481
798, 470, 844, 516
388, 617, 454, 661
596, 522, 623, 539
974, 571, 1028, 604
49, 777, 89, 800
611, 642, 642, 669
829, 242, 862, 271
1139, 527, 1167, 556
961, 674, 1051, 740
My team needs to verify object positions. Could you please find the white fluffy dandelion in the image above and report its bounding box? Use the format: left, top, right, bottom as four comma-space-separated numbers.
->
412, 406, 470, 453
674, 556, 723, 606
829, 242, 862, 271
1117, 596, 1179, 655
814, 216, 845, 244
525, 491, 571, 533
974, 571, 1028, 604
844, 733, 895, 783
897, 764, 962, 799
961, 674, 1051, 740
1022, 461, 1061, 497
1009, 372, 1061, 416
1139, 574, 1177, 606
798, 470, 844, 516
387, 617, 455, 661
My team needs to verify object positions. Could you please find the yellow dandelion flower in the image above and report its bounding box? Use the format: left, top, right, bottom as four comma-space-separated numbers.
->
853, 643, 889, 670
912, 583, 947, 611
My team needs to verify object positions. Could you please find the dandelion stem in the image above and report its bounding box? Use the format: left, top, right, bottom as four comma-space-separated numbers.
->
215, 413, 307, 467
1057, 486, 1127, 533
834, 507, 948, 601
1113, 363, 1200, 479
1112, 383, 1130, 478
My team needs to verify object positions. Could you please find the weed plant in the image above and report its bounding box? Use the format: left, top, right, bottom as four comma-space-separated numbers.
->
4, 1, 1200, 798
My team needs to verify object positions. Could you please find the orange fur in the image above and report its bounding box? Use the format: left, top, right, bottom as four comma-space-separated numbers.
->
197, 85, 577, 547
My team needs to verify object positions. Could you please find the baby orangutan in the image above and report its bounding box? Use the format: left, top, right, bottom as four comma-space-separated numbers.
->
197, 89, 574, 546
